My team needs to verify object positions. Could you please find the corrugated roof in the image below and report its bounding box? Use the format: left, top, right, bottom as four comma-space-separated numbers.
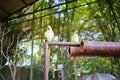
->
0, 0, 37, 21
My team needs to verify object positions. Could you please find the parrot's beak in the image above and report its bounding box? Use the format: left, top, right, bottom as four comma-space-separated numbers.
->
48, 28, 50, 30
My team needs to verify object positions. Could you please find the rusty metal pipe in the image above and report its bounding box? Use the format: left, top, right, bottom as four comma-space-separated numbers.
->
44, 42, 80, 80
69, 41, 120, 57
69, 47, 80, 57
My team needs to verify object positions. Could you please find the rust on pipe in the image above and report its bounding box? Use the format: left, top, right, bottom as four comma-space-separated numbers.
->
44, 42, 80, 80
69, 47, 80, 56
70, 41, 120, 57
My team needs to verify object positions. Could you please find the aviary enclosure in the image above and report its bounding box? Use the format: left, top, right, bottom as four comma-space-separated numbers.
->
0, 0, 120, 80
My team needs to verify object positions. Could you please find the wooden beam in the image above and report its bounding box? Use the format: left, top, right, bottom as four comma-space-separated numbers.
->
21, 0, 28, 5
0, 6, 10, 14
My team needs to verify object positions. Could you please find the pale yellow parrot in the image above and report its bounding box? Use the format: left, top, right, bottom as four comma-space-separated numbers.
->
71, 30, 79, 42
45, 25, 54, 41
44, 25, 54, 70
70, 30, 79, 60
71, 30, 79, 80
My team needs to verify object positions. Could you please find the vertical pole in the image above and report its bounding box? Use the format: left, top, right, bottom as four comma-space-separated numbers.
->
44, 42, 80, 80
74, 58, 77, 80
0, 24, 3, 65
30, 3, 35, 80
57, 64, 64, 80
44, 43, 49, 80
58, 70, 64, 80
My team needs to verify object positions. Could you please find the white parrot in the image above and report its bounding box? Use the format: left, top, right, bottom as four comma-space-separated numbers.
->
45, 25, 54, 41
71, 30, 79, 42
44, 25, 54, 70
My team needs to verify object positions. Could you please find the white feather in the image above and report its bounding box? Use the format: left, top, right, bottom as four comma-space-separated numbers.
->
45, 25, 54, 41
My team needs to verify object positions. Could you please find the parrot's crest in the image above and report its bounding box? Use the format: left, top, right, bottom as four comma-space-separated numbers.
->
48, 25, 52, 30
